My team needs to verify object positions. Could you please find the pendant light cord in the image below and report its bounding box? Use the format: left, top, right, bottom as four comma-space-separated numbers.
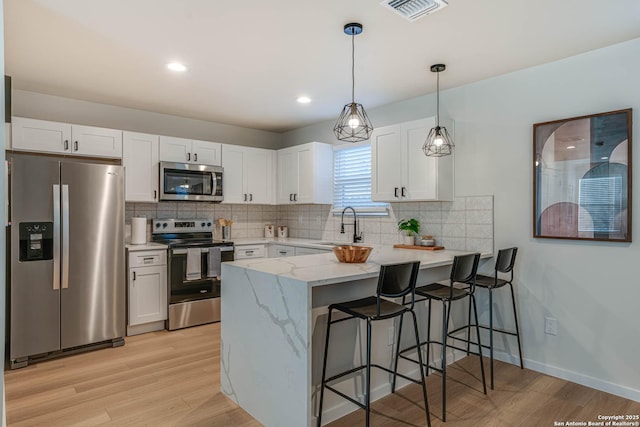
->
351, 31, 355, 103
436, 70, 440, 126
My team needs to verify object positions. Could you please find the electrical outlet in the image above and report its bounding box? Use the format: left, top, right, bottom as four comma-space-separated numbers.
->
544, 317, 557, 335
387, 327, 395, 346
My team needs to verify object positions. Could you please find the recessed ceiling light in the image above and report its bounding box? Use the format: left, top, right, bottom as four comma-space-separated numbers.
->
167, 62, 187, 72
297, 96, 311, 104
566, 145, 576, 150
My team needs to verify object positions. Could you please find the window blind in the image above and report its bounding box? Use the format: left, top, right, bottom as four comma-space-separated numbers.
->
333, 144, 388, 214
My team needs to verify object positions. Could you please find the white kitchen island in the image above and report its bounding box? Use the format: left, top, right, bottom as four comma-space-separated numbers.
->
220, 247, 490, 427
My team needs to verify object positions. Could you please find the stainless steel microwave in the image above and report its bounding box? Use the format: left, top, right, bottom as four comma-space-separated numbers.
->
160, 162, 223, 202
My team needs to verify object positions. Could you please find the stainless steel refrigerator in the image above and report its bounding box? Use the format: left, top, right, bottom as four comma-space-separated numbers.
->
8, 154, 126, 369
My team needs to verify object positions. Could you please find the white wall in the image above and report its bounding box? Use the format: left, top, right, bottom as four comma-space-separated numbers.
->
283, 37, 640, 401
12, 89, 282, 149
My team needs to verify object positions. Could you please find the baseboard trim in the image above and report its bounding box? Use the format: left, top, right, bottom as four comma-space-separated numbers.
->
488, 349, 640, 403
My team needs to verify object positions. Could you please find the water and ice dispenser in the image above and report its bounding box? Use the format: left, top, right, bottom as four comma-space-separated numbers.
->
19, 222, 53, 261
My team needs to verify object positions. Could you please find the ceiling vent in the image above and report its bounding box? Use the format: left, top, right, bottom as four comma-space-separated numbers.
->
380, 0, 448, 22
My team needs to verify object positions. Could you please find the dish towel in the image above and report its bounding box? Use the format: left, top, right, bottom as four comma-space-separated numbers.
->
186, 248, 201, 281
207, 247, 222, 278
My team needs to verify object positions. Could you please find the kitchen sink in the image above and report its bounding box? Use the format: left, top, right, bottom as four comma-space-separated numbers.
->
315, 241, 353, 247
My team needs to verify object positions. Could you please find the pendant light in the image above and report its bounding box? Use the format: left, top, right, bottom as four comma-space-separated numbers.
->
423, 64, 454, 157
334, 23, 374, 143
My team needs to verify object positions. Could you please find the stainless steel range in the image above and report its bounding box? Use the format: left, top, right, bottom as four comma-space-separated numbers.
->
151, 218, 233, 330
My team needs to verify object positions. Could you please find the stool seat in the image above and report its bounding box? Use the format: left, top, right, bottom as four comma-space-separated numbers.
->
416, 283, 470, 301
330, 297, 408, 320
474, 274, 508, 289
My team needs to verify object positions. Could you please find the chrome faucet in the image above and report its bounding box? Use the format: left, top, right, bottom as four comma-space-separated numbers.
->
340, 206, 363, 244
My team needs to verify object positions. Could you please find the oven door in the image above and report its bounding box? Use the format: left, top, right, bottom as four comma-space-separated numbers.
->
160, 161, 223, 202
168, 246, 233, 304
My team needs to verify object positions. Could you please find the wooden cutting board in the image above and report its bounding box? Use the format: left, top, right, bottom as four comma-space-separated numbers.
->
393, 244, 445, 251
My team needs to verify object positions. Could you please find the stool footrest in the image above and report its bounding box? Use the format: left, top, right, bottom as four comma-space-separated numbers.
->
325, 363, 424, 387
324, 385, 365, 410
477, 324, 519, 336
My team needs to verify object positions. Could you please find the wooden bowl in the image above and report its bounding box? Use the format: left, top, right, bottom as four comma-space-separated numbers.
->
332, 245, 373, 263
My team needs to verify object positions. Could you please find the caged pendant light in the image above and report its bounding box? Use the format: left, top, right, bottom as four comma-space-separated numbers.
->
423, 64, 454, 157
334, 23, 374, 142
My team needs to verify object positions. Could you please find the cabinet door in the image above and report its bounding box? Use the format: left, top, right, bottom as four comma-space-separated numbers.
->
192, 140, 221, 166
403, 118, 438, 200
12, 117, 71, 154
294, 145, 314, 203
129, 266, 167, 326
221, 144, 246, 203
159, 136, 191, 163
403, 117, 454, 201
371, 124, 403, 201
71, 125, 123, 158
245, 148, 272, 204
269, 245, 295, 258
277, 149, 298, 203
123, 132, 159, 202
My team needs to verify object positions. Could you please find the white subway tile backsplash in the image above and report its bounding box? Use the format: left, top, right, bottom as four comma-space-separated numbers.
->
466, 224, 494, 239
440, 237, 466, 251
442, 223, 466, 238
466, 210, 493, 225
126, 195, 494, 253
466, 238, 494, 254
442, 210, 466, 224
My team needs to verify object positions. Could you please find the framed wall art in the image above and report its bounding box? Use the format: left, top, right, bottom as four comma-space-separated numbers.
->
533, 108, 632, 242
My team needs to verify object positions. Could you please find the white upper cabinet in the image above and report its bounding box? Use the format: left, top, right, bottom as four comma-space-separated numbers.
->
371, 117, 454, 202
276, 142, 332, 204
12, 117, 123, 158
159, 136, 221, 166
221, 144, 275, 204
123, 131, 159, 203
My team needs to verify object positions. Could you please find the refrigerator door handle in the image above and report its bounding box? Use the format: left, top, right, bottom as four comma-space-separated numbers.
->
53, 184, 61, 290
62, 184, 70, 289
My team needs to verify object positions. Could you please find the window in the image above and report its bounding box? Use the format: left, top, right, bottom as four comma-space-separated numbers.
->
333, 143, 388, 214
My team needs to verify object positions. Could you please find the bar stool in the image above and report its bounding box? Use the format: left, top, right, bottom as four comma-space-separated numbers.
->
317, 261, 431, 427
467, 247, 523, 389
398, 252, 486, 422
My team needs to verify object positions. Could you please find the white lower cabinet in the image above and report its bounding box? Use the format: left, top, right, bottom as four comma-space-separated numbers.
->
127, 250, 167, 336
269, 244, 295, 258
234, 244, 266, 259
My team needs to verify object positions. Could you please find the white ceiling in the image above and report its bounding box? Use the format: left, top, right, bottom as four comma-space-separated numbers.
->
5, 0, 640, 133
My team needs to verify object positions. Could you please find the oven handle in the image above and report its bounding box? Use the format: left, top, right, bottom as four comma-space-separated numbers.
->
171, 246, 234, 255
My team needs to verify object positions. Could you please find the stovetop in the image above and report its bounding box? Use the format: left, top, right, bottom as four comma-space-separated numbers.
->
151, 218, 233, 248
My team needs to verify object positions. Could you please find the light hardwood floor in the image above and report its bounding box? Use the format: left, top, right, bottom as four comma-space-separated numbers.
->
5, 323, 640, 426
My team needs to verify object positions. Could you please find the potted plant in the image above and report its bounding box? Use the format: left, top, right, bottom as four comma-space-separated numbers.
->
398, 218, 420, 245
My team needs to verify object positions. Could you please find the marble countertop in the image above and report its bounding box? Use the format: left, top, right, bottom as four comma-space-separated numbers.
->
125, 242, 169, 251
225, 246, 492, 287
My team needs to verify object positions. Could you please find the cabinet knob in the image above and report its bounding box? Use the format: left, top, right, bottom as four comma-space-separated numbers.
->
244, 194, 247, 202
153, 190, 157, 200
74, 141, 78, 151
249, 194, 253, 202
394, 187, 399, 198
187, 152, 191, 161
401, 187, 406, 197
133, 271, 136, 281
64, 140, 69, 151
194, 153, 198, 162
